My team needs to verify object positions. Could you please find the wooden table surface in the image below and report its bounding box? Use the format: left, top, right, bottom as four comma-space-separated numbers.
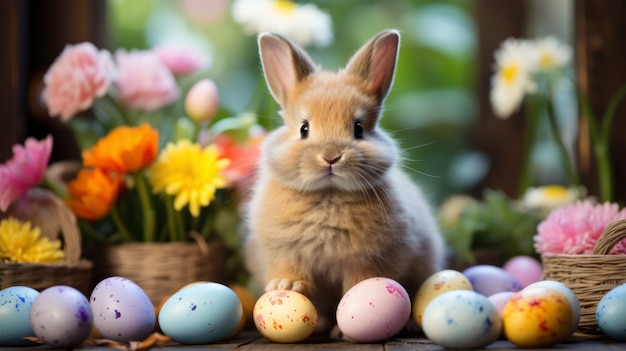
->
10, 330, 626, 351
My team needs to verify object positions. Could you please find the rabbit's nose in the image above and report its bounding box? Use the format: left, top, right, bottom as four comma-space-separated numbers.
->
323, 155, 342, 165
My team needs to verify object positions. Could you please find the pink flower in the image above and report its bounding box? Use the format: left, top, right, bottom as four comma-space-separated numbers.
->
43, 42, 115, 120
152, 44, 210, 75
185, 79, 219, 123
534, 200, 626, 255
0, 136, 53, 211
114, 49, 180, 112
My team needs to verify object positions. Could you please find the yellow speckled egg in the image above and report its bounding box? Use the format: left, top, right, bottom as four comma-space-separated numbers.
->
413, 269, 473, 328
253, 290, 318, 343
502, 286, 575, 348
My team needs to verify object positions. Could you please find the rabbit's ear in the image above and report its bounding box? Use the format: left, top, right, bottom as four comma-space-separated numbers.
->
258, 33, 317, 107
346, 30, 400, 104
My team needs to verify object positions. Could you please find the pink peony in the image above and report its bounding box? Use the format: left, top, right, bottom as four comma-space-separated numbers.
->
43, 42, 115, 120
534, 200, 626, 255
152, 44, 210, 75
0, 136, 53, 211
114, 49, 180, 112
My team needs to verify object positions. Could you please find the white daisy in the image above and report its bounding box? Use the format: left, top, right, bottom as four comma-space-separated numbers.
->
520, 185, 582, 214
531, 36, 572, 71
489, 38, 536, 119
232, 0, 333, 48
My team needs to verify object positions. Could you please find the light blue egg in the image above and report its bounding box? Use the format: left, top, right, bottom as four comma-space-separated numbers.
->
596, 283, 626, 341
422, 290, 502, 348
0, 286, 40, 346
158, 282, 242, 344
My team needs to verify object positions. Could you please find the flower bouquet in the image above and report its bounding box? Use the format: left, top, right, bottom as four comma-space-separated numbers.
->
0, 136, 92, 294
535, 200, 626, 337
38, 41, 263, 302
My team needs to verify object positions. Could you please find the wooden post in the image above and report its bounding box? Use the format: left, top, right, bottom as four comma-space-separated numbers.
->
0, 0, 108, 163
471, 0, 527, 198
575, 0, 626, 203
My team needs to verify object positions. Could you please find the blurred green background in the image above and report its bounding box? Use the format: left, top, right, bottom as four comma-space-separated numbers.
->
108, 0, 479, 206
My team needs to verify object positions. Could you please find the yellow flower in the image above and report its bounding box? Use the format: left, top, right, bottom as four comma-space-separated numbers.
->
0, 217, 64, 263
149, 140, 230, 217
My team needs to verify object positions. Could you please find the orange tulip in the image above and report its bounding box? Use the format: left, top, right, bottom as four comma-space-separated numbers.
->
82, 124, 158, 173
66, 168, 124, 221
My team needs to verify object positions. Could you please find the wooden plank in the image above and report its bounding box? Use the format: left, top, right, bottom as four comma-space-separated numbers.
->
575, 0, 626, 202
470, 0, 528, 198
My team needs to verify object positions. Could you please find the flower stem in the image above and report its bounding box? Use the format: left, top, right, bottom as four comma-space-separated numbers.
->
518, 96, 540, 196
544, 89, 579, 187
111, 205, 134, 242
132, 172, 155, 242
165, 194, 185, 242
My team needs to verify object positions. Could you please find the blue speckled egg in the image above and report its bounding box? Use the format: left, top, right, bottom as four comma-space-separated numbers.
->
29, 285, 93, 348
422, 290, 502, 348
0, 286, 40, 346
158, 282, 242, 344
90, 276, 155, 342
596, 283, 626, 341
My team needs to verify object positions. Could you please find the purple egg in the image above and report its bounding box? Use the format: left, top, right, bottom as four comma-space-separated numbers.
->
462, 265, 524, 296
29, 285, 93, 348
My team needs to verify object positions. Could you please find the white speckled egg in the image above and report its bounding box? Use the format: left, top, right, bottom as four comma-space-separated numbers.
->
159, 282, 242, 344
336, 277, 411, 342
29, 285, 93, 349
596, 283, 626, 341
412, 269, 473, 328
422, 290, 502, 349
463, 265, 524, 296
90, 276, 155, 342
253, 290, 318, 343
0, 286, 40, 346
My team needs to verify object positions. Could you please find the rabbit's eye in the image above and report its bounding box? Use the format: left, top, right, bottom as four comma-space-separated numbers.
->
354, 121, 364, 139
300, 122, 309, 139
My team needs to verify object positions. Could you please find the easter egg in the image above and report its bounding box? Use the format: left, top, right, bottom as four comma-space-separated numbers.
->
502, 286, 574, 347
336, 277, 411, 342
90, 276, 155, 342
29, 285, 93, 348
159, 282, 242, 344
526, 280, 580, 335
412, 269, 473, 328
0, 286, 40, 346
253, 290, 317, 343
503, 255, 543, 286
463, 265, 524, 296
422, 290, 502, 348
487, 291, 516, 313
596, 283, 626, 340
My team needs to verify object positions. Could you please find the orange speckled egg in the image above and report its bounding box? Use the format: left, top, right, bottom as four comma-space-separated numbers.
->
502, 286, 575, 347
253, 290, 317, 343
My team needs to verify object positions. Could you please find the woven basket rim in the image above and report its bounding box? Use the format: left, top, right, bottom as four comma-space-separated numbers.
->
0, 258, 93, 268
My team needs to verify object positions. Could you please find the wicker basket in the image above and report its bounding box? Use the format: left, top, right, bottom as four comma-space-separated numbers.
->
541, 219, 626, 339
0, 188, 93, 295
89, 233, 227, 305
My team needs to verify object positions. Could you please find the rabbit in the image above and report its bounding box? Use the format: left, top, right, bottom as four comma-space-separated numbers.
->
244, 29, 446, 335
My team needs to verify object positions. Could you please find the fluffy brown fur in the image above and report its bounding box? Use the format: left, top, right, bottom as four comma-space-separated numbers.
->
245, 30, 446, 334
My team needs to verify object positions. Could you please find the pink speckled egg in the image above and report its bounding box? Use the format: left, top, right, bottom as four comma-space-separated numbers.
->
336, 277, 411, 342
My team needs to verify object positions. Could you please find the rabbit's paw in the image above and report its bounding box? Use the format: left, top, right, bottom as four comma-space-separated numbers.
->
265, 278, 308, 293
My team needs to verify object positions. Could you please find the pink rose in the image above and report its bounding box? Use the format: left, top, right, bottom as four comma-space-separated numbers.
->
152, 44, 210, 75
114, 49, 180, 112
0, 136, 53, 211
43, 42, 115, 120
